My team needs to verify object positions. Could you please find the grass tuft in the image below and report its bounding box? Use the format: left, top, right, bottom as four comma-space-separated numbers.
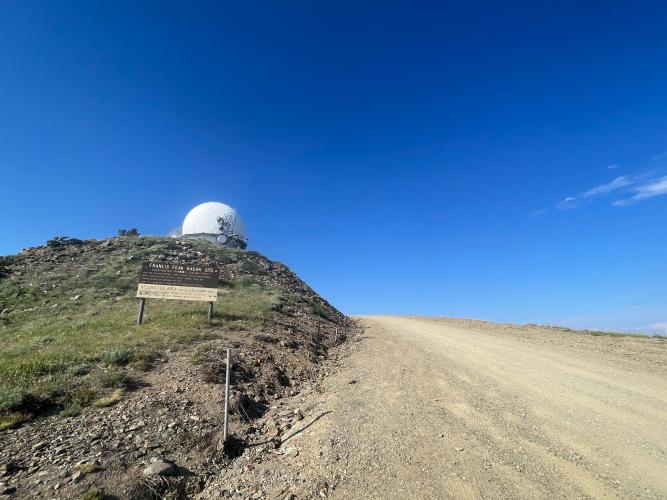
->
93, 368, 127, 388
0, 412, 28, 430
81, 488, 106, 500
78, 462, 102, 474
93, 388, 124, 408
190, 344, 214, 365
101, 348, 134, 366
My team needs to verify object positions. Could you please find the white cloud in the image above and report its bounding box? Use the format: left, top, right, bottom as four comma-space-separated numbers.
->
583, 176, 632, 197
606, 163, 619, 170
651, 151, 667, 161
545, 166, 666, 214
634, 175, 667, 200
553, 175, 636, 211
614, 175, 667, 206
555, 196, 578, 210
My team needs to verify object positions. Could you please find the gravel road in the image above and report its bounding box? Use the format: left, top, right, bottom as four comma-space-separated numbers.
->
283, 316, 667, 499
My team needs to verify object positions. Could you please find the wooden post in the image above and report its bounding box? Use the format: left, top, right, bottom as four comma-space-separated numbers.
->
136, 298, 145, 326
207, 302, 213, 321
223, 348, 231, 444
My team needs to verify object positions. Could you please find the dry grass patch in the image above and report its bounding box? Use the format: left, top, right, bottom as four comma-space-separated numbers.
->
0, 412, 28, 430
93, 388, 124, 408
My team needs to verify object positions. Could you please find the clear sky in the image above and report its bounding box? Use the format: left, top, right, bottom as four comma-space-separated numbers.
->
2, 1, 667, 333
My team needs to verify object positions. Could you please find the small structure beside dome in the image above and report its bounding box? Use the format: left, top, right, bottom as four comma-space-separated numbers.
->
178, 201, 247, 249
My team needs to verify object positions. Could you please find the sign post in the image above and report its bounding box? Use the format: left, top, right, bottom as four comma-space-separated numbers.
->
136, 298, 146, 326
135, 261, 219, 324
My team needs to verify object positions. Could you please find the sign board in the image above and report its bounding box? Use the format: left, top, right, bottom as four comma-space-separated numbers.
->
136, 262, 218, 302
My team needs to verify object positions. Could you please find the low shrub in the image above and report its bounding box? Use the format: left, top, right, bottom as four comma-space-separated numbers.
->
93, 368, 127, 388
101, 348, 134, 366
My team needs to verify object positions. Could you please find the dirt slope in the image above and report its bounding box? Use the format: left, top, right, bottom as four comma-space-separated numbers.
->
242, 316, 666, 499
0, 236, 350, 498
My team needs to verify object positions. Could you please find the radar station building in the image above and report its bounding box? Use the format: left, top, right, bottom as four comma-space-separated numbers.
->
175, 201, 248, 249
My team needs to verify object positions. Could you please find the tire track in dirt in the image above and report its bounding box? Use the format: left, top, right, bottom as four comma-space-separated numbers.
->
282, 316, 666, 499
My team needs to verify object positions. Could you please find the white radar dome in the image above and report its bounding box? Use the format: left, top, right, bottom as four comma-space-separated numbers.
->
181, 202, 247, 248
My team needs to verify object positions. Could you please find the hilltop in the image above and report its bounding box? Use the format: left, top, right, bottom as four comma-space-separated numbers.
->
0, 236, 353, 498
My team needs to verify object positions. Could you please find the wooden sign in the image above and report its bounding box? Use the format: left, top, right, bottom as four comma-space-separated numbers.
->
136, 262, 218, 302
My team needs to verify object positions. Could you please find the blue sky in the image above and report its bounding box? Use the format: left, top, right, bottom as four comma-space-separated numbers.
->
1, 1, 667, 333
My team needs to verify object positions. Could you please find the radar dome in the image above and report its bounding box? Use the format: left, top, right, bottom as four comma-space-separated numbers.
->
181, 202, 247, 249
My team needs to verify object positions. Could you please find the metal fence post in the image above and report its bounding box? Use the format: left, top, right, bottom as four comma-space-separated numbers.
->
223, 348, 231, 444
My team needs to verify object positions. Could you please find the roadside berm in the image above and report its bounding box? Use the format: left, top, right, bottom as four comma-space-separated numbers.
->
0, 236, 355, 498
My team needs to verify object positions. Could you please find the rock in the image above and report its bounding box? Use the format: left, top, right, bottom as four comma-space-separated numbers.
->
128, 421, 145, 431
70, 295, 81, 301
455, 447, 464, 452
143, 459, 177, 476
266, 419, 281, 438
229, 392, 254, 415
71, 470, 84, 483
31, 441, 47, 452
270, 437, 282, 449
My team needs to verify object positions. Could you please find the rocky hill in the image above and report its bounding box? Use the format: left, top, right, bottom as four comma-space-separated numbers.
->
0, 236, 353, 499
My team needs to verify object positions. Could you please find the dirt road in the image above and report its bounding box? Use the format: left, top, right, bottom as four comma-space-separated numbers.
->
272, 316, 667, 499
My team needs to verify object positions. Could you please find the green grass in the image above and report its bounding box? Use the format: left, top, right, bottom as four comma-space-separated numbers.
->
93, 367, 127, 388
0, 237, 283, 419
101, 348, 135, 366
190, 343, 214, 365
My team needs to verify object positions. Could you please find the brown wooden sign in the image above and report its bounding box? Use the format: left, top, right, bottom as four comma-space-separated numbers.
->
136, 262, 218, 302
